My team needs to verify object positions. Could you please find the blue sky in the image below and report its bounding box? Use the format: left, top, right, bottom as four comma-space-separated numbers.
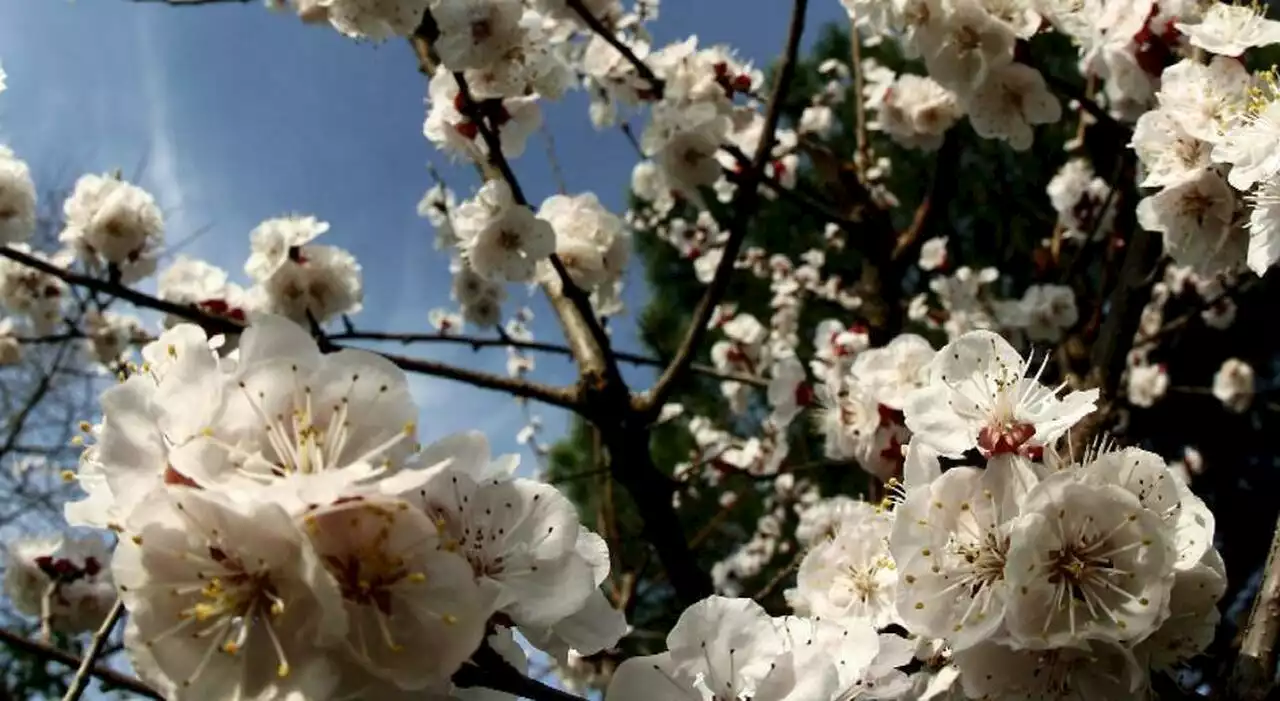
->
0, 0, 846, 462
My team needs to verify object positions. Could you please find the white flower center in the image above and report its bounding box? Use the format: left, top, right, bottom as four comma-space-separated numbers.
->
834, 555, 893, 609
135, 530, 293, 684
1040, 514, 1146, 637
310, 505, 445, 654
211, 370, 415, 481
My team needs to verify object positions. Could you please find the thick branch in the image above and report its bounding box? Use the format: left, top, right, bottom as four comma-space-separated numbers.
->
1232, 510, 1280, 700
642, 0, 809, 415
0, 246, 579, 410
1089, 218, 1156, 399
601, 421, 711, 606
0, 626, 161, 699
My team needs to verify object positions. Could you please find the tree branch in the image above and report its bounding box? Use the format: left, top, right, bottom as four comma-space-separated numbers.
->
329, 329, 767, 387
133, 0, 253, 5
447, 71, 620, 383
891, 131, 960, 262
564, 0, 664, 98
1232, 510, 1280, 700
1086, 155, 1152, 402
62, 599, 124, 701
0, 626, 161, 700
454, 642, 588, 701
0, 245, 580, 410
1133, 276, 1256, 347
641, 0, 809, 415
849, 20, 868, 161
721, 145, 864, 232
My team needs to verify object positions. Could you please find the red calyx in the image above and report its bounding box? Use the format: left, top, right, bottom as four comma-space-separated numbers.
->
977, 422, 1037, 457
878, 404, 904, 428
880, 435, 906, 473
163, 465, 199, 488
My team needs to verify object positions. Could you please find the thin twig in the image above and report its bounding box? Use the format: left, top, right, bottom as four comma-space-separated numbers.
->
564, 0, 664, 97
642, 0, 809, 415
1038, 69, 1131, 138
329, 329, 767, 387
61, 599, 124, 701
721, 144, 862, 232
753, 546, 806, 600
134, 0, 252, 4
40, 582, 57, 645
0, 626, 161, 699
540, 122, 570, 195
891, 132, 960, 262
849, 21, 868, 162
0, 245, 580, 410
1133, 277, 1255, 347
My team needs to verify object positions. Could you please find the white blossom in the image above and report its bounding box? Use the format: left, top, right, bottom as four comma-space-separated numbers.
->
1176, 2, 1280, 57
1136, 168, 1242, 276
1126, 362, 1170, 408
919, 236, 948, 271
903, 330, 1099, 458
417, 438, 605, 629
789, 503, 899, 629
919, 0, 1016, 95
965, 63, 1061, 151
1003, 470, 1175, 647
891, 456, 1038, 649
1212, 357, 1255, 413
303, 497, 488, 689
954, 639, 1146, 700
299, 0, 431, 40
245, 215, 330, 282
3, 534, 115, 635
455, 179, 555, 283
538, 192, 630, 310
994, 284, 1078, 343
0, 146, 36, 244
114, 487, 348, 699
255, 241, 363, 325
59, 173, 164, 283
432, 0, 524, 71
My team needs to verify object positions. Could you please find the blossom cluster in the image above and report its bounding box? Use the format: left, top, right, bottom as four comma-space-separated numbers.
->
42, 315, 625, 698
3, 533, 116, 636
638, 331, 1226, 701
846, 0, 1063, 152
0, 160, 368, 367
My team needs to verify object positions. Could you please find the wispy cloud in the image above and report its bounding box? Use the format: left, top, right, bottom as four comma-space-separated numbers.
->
132, 12, 194, 249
